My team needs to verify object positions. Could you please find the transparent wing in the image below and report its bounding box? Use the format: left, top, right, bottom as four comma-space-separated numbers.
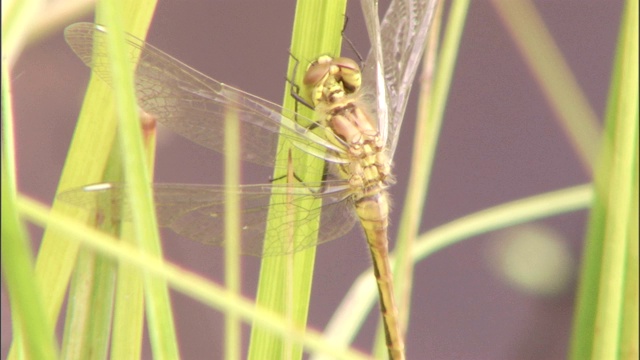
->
59, 181, 359, 257
64, 22, 350, 171
360, 0, 391, 148
360, 0, 439, 157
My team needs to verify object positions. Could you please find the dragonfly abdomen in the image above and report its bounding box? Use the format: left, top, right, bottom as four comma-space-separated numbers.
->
355, 192, 405, 360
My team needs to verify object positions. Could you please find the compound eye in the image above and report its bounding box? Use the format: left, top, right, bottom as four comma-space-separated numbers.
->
333, 57, 361, 93
304, 61, 331, 86
332, 57, 360, 73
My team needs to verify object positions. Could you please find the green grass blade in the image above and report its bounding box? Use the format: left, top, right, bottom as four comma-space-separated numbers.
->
1, 0, 45, 67
2, 62, 59, 360
569, 0, 639, 357
248, 1, 347, 359
1, 7, 59, 359
17, 196, 371, 360
59, 140, 145, 359
620, 168, 638, 358
110, 238, 145, 359
109, 121, 154, 359
8, 2, 159, 360
389, 0, 469, 354
323, 184, 593, 348
413, 184, 594, 259
492, 0, 602, 173
60, 248, 117, 359
110, 77, 158, 360
25, 3, 155, 343
95, 1, 180, 357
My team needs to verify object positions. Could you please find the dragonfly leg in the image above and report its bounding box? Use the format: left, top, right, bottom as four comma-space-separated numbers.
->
286, 52, 315, 111
269, 164, 331, 196
286, 53, 323, 131
341, 15, 364, 64
270, 171, 306, 184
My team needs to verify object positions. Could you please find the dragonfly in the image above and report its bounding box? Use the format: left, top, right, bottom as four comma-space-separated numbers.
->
60, 1, 437, 359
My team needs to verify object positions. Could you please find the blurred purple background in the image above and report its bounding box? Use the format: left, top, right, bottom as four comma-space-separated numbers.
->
3, 1, 622, 359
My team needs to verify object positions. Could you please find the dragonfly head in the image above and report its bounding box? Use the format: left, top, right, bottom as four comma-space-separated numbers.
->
304, 56, 362, 106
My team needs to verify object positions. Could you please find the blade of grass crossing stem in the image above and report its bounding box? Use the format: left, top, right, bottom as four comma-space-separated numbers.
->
18, 195, 371, 360
61, 245, 117, 359
97, 1, 179, 358
60, 11, 160, 360
111, 115, 157, 359
60, 162, 119, 359
60, 123, 137, 359
569, 1, 638, 357
248, 2, 346, 360
321, 183, 592, 354
373, 0, 469, 357
491, 0, 602, 174
2, 61, 58, 360
8, 3, 157, 360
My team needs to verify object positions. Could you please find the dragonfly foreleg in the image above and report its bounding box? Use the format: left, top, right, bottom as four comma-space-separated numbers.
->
269, 162, 332, 196
269, 171, 306, 184
286, 52, 316, 112
341, 15, 364, 65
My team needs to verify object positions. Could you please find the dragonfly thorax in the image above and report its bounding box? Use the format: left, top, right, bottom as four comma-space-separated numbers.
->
322, 99, 391, 200
305, 57, 392, 201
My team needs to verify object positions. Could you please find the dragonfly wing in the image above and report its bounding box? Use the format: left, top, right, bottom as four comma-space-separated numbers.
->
58, 181, 358, 257
64, 23, 347, 169
360, 0, 391, 147
360, 0, 439, 157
